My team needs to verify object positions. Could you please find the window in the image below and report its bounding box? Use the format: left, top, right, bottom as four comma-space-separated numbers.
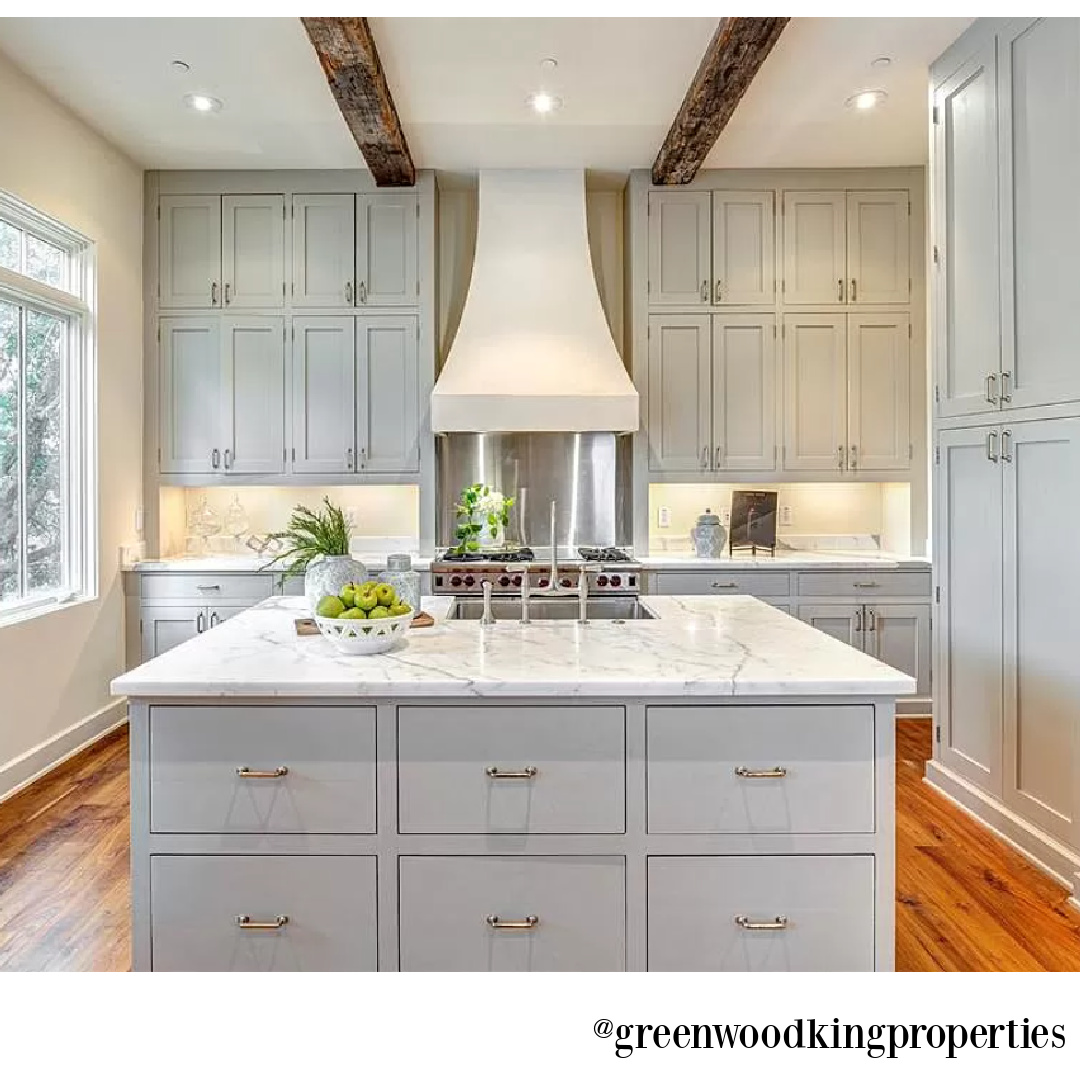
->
0, 192, 95, 621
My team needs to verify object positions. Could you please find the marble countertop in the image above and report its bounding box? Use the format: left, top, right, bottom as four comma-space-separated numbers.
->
639, 551, 931, 570
111, 594, 915, 700
127, 553, 432, 572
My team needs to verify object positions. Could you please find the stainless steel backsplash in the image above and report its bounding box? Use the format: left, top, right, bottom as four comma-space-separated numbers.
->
436, 433, 632, 550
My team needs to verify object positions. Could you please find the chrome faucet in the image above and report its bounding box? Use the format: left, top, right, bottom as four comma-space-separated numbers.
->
479, 579, 497, 626
517, 564, 531, 625
578, 564, 590, 624
539, 499, 574, 596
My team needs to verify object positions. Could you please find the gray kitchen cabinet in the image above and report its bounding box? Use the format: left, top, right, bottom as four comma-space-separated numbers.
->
781, 191, 846, 305
932, 43, 1001, 419
150, 855, 378, 972
221, 195, 285, 309
782, 313, 847, 472
799, 603, 862, 649
712, 314, 777, 472
997, 20, 1080, 412
398, 856, 626, 972
356, 315, 420, 474
869, 604, 932, 701
356, 194, 418, 308
647, 314, 712, 472
847, 312, 911, 472
291, 194, 355, 308
845, 190, 910, 305
221, 316, 286, 474
648, 855, 875, 972
158, 195, 222, 309
140, 603, 203, 660
647, 569, 790, 603
159, 316, 221, 474
291, 317, 356, 473
647, 190, 712, 306
711, 190, 775, 305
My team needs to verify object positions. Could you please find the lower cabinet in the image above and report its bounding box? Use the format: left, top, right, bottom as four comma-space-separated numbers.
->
150, 855, 378, 972
398, 856, 626, 972
140, 602, 249, 660
647, 855, 875, 972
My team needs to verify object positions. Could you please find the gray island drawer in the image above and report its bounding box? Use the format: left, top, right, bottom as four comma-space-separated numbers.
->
139, 573, 275, 602
150, 855, 377, 971
149, 705, 376, 834
397, 706, 625, 834
649, 569, 790, 597
796, 571, 930, 597
647, 705, 874, 834
399, 856, 625, 971
648, 855, 875, 971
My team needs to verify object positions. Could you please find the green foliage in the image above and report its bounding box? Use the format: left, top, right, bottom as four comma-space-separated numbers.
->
262, 497, 353, 579
449, 483, 514, 556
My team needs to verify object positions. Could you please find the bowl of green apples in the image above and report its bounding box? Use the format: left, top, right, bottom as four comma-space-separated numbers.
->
313, 579, 414, 655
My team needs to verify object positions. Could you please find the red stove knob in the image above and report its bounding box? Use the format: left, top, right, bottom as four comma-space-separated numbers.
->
464, 575, 475, 587
512, 575, 523, 587
499, 575, 510, 587
450, 575, 462, 587
610, 574, 622, 587
560, 577, 572, 589
597, 575, 609, 587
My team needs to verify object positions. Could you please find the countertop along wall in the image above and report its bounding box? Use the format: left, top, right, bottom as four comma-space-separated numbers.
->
0, 52, 143, 800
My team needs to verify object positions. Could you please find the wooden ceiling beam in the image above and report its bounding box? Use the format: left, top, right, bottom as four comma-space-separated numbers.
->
652, 17, 789, 186
302, 16, 416, 187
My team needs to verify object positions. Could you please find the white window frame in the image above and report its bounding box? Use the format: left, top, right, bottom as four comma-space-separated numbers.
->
0, 190, 97, 626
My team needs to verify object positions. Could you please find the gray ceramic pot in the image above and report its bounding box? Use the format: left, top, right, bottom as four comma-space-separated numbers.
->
304, 554, 367, 613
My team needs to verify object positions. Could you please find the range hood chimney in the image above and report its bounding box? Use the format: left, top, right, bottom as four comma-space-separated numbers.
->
431, 170, 639, 434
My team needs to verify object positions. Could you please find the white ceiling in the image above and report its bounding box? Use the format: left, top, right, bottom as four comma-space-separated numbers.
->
0, 16, 972, 173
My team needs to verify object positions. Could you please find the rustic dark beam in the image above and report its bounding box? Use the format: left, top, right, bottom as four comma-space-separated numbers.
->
302, 17, 416, 187
652, 17, 789, 185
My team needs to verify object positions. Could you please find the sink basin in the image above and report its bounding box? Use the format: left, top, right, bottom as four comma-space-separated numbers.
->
447, 596, 655, 621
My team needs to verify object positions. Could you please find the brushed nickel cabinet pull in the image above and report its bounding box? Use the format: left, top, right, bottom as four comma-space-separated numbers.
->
345, 281, 353, 304
735, 915, 788, 931
700, 445, 709, 470
209, 611, 219, 628
734, 766, 787, 779
196, 583, 222, 592
855, 607, 863, 633
866, 608, 877, 632
223, 448, 232, 470
849, 444, 858, 470
1000, 371, 1012, 403
714, 280, 723, 303
358, 280, 368, 304
852, 581, 880, 589
211, 281, 219, 305
850, 278, 857, 302
236, 915, 288, 930
985, 372, 998, 404
347, 448, 354, 470
700, 279, 708, 303
224, 282, 232, 306
837, 278, 844, 302
485, 765, 538, 780
1001, 429, 1013, 463
196, 611, 205, 633
236, 766, 289, 779
710, 581, 739, 589
714, 444, 722, 469
987, 430, 999, 463
212, 448, 221, 469
837, 444, 845, 470
486, 915, 540, 931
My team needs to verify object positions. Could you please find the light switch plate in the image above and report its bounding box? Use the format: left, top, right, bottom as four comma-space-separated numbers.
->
657, 506, 670, 528
779, 505, 793, 527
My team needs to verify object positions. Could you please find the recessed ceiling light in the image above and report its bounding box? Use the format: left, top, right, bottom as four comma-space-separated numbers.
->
870, 56, 892, 69
846, 89, 888, 111
528, 91, 561, 115
184, 93, 223, 114
170, 59, 190, 73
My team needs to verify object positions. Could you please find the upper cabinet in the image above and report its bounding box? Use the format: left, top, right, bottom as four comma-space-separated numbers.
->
159, 196, 222, 309
291, 194, 356, 308
647, 314, 713, 470
712, 191, 775, 305
221, 195, 285, 309
356, 194, 419, 307
782, 192, 846, 305
846, 191, 910, 305
647, 191, 712, 306
357, 315, 421, 473
781, 313, 848, 472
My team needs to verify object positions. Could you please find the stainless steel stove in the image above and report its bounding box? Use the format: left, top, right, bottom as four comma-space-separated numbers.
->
432, 545, 641, 596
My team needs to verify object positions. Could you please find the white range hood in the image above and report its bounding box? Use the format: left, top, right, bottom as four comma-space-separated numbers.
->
431, 170, 639, 434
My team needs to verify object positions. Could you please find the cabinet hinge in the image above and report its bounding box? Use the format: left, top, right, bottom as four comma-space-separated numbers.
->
415, 322, 420, 342
935, 724, 941, 743
908, 323, 912, 339
139, 619, 143, 635
908, 442, 913, 461
291, 326, 295, 341
290, 281, 295, 297
156, 324, 161, 343
282, 204, 287, 220
157, 447, 161, 465
282, 281, 286, 300
932, 105, 940, 126
934, 446, 941, 465
781, 323, 786, 339
932, 245, 939, 265
772, 323, 777, 339
283, 447, 287, 464
935, 585, 941, 604
156, 206, 160, 221
291, 447, 296, 463
934, 384, 941, 404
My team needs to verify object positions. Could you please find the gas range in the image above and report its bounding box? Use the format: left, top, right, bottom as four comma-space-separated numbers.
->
431, 546, 641, 596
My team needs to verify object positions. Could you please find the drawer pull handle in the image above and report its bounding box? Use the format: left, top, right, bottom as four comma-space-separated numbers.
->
236, 915, 289, 931
710, 581, 739, 589
734, 766, 787, 779
196, 584, 222, 592
735, 915, 788, 931
236, 766, 289, 779
852, 582, 880, 589
486, 915, 540, 931
485, 765, 538, 780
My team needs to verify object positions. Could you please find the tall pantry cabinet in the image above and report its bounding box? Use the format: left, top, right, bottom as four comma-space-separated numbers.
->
929, 18, 1080, 895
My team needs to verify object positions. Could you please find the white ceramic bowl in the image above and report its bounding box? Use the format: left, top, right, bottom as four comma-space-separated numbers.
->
314, 611, 412, 655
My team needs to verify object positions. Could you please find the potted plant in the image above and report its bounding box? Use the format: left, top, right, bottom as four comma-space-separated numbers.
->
450, 484, 514, 554
263, 497, 366, 612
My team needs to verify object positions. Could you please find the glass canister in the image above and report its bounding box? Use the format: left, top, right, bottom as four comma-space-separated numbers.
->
378, 553, 421, 613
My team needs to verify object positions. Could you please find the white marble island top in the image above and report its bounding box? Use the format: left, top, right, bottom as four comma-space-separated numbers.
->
112, 594, 915, 700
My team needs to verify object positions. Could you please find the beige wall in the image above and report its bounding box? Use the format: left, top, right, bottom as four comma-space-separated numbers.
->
0, 54, 143, 798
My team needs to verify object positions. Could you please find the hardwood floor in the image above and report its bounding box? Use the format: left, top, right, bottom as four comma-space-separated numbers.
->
0, 719, 1078, 971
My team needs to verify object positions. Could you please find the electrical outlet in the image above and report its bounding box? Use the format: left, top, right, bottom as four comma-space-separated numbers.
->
134, 508, 145, 535
720, 507, 731, 527
779, 505, 793, 527
657, 506, 671, 529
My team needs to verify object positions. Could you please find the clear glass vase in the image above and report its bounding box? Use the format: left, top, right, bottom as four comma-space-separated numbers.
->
303, 554, 367, 613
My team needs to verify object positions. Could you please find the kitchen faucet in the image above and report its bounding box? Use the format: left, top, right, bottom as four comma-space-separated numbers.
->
538, 499, 575, 596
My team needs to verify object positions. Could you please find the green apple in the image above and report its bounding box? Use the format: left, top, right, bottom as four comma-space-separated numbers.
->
374, 582, 395, 606
339, 583, 358, 608
316, 595, 346, 619
356, 590, 377, 611
340, 607, 366, 620
389, 602, 411, 617
368, 605, 391, 620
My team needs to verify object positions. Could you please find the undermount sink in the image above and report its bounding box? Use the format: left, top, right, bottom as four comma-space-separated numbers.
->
447, 596, 655, 622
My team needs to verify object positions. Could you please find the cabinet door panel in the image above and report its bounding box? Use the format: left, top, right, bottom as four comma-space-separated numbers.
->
866, 603, 931, 700
712, 191, 774, 305
781, 314, 846, 472
291, 194, 355, 308
140, 604, 204, 660
291, 317, 356, 474
798, 604, 863, 650
846, 190, 909, 305
158, 195, 221, 309
712, 314, 776, 472
936, 426, 1003, 794
222, 195, 285, 309
159, 317, 221, 474
999, 19, 1080, 410
847, 313, 911, 472
222, 317, 285, 474
647, 191, 711, 306
1002, 419, 1080, 844
647, 314, 712, 472
356, 315, 420, 474
934, 45, 1001, 417
357, 194, 418, 307
781, 191, 846, 304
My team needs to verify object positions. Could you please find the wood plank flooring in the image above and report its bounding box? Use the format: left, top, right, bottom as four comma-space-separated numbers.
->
0, 720, 1078, 971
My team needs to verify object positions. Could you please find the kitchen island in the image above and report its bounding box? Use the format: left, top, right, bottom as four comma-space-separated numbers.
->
112, 594, 914, 972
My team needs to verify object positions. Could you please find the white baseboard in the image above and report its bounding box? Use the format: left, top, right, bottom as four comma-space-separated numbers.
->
925, 760, 1079, 893
0, 699, 128, 804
